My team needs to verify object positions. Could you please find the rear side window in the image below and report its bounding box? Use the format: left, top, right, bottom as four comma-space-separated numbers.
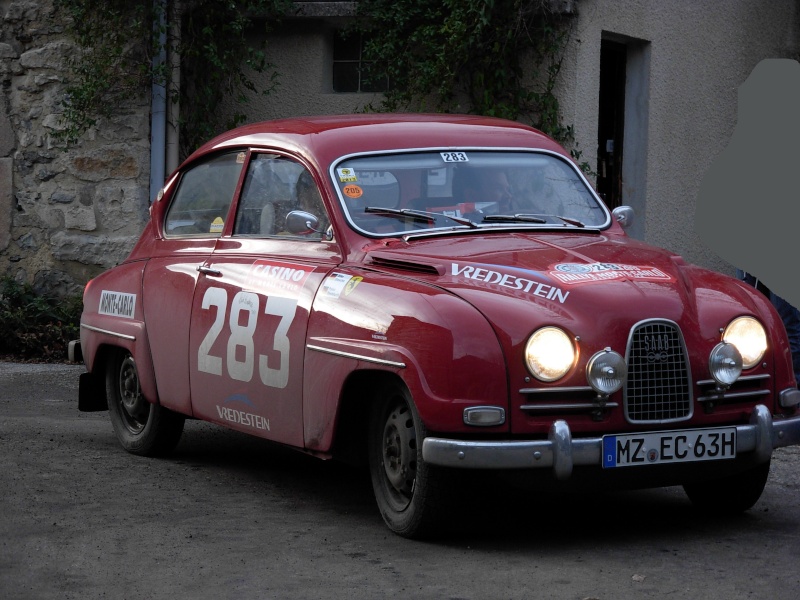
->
165, 152, 244, 237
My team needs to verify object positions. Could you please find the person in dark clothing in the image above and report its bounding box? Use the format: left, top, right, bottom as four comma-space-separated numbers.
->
738, 269, 800, 386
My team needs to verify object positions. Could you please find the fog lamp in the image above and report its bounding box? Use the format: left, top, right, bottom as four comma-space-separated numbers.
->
709, 342, 743, 387
586, 349, 627, 395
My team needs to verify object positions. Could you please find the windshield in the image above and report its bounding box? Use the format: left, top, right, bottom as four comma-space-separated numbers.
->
332, 150, 610, 236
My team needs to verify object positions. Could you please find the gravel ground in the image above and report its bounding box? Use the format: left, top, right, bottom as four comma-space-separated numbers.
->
2, 361, 799, 600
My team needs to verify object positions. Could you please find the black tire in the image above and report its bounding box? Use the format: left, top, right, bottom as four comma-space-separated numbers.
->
683, 460, 771, 514
368, 382, 448, 538
106, 350, 185, 457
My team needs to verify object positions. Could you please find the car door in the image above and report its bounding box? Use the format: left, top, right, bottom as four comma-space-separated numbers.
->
143, 151, 246, 416
188, 153, 341, 447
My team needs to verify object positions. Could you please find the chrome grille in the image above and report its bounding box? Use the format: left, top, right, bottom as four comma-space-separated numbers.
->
625, 320, 692, 423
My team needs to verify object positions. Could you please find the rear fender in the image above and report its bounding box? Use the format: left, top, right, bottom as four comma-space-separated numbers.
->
80, 263, 160, 406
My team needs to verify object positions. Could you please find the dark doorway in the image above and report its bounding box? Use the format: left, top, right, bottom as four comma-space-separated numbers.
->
597, 39, 627, 209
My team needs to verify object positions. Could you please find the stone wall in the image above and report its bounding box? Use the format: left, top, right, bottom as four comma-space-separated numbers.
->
0, 0, 151, 297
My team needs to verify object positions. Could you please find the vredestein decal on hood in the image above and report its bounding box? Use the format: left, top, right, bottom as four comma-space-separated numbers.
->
451, 262, 570, 304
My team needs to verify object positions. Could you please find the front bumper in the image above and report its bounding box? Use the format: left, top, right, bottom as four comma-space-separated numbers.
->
422, 404, 800, 480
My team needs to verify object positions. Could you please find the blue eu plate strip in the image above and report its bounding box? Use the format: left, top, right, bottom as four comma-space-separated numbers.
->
603, 436, 617, 468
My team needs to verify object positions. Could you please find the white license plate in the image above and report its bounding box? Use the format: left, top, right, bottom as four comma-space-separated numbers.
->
602, 427, 737, 468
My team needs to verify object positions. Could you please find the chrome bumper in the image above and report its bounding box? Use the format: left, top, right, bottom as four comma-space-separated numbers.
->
421, 404, 800, 481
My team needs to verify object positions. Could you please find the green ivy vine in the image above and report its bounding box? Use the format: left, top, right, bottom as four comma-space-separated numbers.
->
353, 0, 585, 167
56, 0, 290, 156
57, 0, 583, 166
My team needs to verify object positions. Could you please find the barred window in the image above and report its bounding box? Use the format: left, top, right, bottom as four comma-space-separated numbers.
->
332, 31, 389, 93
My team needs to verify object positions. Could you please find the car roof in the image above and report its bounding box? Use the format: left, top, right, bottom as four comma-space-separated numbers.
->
184, 114, 569, 169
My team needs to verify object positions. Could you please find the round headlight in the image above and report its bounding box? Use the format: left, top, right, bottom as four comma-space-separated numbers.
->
586, 349, 627, 395
722, 316, 767, 369
525, 326, 575, 382
709, 342, 743, 387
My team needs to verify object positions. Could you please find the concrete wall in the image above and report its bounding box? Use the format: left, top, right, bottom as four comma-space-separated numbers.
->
225, 2, 800, 275
556, 0, 800, 272
2, 1, 798, 298
219, 18, 382, 122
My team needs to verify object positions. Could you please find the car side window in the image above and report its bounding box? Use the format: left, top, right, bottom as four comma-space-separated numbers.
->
234, 154, 330, 240
164, 152, 244, 237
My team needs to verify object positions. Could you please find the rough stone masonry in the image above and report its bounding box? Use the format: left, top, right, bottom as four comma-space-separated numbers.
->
0, 0, 151, 297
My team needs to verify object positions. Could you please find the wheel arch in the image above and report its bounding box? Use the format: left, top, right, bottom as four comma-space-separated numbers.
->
330, 369, 410, 466
83, 335, 161, 406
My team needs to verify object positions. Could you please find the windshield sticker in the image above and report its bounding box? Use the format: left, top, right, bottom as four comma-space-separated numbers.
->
343, 184, 363, 199
451, 263, 569, 304
323, 273, 363, 298
337, 168, 358, 183
550, 263, 674, 285
209, 217, 224, 233
246, 259, 313, 293
440, 151, 469, 163
99, 290, 137, 318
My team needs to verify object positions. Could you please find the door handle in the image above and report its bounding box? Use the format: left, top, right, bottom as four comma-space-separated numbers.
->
197, 265, 222, 277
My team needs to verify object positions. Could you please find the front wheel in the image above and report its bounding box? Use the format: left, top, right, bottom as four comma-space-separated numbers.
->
106, 350, 185, 456
683, 460, 770, 514
368, 383, 448, 538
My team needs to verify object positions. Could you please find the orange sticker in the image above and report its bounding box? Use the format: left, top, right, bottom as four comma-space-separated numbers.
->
343, 185, 363, 199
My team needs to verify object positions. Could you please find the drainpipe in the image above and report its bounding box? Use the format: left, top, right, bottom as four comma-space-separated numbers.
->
166, 0, 181, 176
149, 0, 167, 203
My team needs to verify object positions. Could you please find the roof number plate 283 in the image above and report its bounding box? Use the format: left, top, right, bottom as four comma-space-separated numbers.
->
602, 427, 737, 468
441, 152, 469, 163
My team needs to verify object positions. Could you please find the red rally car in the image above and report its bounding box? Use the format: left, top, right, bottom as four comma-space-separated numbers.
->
74, 114, 800, 538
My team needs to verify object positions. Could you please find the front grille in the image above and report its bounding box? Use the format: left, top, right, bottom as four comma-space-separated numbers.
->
625, 320, 692, 423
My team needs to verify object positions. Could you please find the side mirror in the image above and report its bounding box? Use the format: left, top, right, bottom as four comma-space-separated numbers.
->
285, 210, 319, 234
612, 206, 634, 229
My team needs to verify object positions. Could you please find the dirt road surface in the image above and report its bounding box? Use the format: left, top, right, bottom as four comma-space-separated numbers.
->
2, 362, 799, 599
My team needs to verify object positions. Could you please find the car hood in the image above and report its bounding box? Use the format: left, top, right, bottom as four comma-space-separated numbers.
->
364, 232, 764, 348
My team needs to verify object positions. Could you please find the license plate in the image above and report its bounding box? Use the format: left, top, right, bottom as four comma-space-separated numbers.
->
602, 427, 737, 468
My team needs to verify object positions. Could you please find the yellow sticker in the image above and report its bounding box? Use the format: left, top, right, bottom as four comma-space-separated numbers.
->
344, 276, 363, 296
210, 217, 224, 233
343, 185, 363, 199
337, 168, 357, 183
236, 152, 246, 164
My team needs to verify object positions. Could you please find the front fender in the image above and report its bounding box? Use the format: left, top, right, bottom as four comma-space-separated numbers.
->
302, 271, 508, 451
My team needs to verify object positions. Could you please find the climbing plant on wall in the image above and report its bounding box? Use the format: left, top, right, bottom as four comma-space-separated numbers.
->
57, 0, 290, 156
353, 0, 580, 155
58, 0, 581, 164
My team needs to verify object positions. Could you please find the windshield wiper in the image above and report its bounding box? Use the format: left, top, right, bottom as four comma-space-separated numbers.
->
364, 207, 479, 229
482, 213, 586, 228
482, 214, 548, 224
551, 215, 586, 228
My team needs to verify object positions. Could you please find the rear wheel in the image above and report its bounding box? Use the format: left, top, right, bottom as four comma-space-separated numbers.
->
368, 383, 447, 538
106, 350, 184, 456
683, 460, 770, 514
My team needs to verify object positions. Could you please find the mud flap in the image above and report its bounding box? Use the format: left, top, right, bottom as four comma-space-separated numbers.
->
78, 371, 108, 412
